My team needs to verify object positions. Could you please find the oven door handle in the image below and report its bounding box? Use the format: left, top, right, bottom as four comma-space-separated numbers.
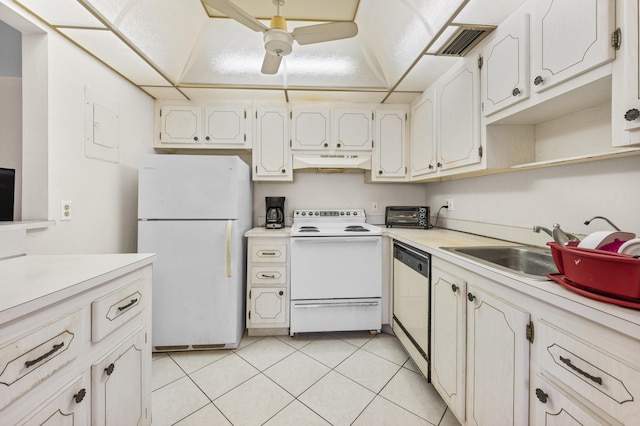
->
292, 237, 380, 244
293, 301, 379, 308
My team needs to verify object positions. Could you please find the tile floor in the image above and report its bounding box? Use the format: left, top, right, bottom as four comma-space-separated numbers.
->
152, 331, 461, 426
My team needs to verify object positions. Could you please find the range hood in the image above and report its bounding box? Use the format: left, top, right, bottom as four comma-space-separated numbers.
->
292, 154, 372, 173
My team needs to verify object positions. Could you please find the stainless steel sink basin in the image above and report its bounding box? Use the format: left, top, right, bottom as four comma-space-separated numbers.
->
442, 245, 557, 280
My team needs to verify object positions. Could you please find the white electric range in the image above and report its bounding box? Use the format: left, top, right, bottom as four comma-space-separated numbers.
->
289, 209, 382, 335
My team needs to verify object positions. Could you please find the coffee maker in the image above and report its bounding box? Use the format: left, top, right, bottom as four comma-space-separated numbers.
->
265, 197, 285, 229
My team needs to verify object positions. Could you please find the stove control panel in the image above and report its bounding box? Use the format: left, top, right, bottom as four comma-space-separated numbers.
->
293, 209, 365, 219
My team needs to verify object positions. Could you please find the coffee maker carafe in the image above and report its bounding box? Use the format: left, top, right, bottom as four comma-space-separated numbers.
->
265, 197, 285, 229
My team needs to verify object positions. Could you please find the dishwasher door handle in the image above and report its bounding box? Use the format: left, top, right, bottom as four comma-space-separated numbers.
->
293, 301, 379, 309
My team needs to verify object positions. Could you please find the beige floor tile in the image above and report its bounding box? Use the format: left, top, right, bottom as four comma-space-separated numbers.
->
173, 403, 231, 425
439, 408, 462, 426
335, 349, 401, 393
152, 355, 186, 391
236, 334, 265, 350
331, 330, 375, 347
190, 352, 259, 400
380, 368, 447, 424
352, 396, 432, 426
275, 333, 319, 349
263, 400, 331, 426
152, 352, 168, 361
298, 371, 375, 426
169, 349, 232, 374
361, 333, 410, 365
300, 337, 358, 368
235, 336, 297, 370
264, 351, 330, 396
403, 357, 421, 374
214, 374, 294, 426
151, 376, 209, 426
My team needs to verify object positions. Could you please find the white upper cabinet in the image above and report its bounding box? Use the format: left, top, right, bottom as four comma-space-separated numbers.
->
481, 14, 530, 116
203, 105, 248, 147
253, 106, 292, 181
531, 0, 615, 93
290, 108, 331, 150
370, 110, 407, 181
334, 108, 373, 151
159, 105, 201, 144
613, 0, 640, 147
410, 87, 437, 179
437, 58, 482, 172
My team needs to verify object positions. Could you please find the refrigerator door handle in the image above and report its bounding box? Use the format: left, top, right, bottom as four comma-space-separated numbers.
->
226, 220, 233, 277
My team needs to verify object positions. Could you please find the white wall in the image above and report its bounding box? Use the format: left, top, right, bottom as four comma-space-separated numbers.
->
0, 4, 155, 255
425, 155, 640, 245
253, 173, 427, 226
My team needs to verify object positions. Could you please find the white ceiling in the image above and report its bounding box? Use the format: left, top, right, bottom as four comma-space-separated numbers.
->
13, 0, 527, 103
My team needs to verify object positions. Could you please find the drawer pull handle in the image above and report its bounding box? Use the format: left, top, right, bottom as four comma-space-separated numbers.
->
118, 298, 138, 311
105, 363, 115, 376
25, 342, 65, 368
535, 388, 548, 403
74, 388, 87, 404
260, 274, 276, 279
451, 284, 459, 293
467, 292, 476, 302
261, 252, 277, 256
559, 356, 603, 385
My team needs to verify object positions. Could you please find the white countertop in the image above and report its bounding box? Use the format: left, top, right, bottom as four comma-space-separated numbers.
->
0, 253, 155, 324
245, 227, 291, 238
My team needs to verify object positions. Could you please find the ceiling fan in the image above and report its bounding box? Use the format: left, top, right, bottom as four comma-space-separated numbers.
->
203, 0, 359, 74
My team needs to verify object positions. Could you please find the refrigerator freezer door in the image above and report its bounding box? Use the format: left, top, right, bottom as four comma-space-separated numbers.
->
138, 155, 246, 220
138, 219, 244, 348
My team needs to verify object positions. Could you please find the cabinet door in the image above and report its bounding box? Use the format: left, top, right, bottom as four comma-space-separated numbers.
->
481, 14, 530, 116
430, 265, 467, 422
372, 110, 406, 180
410, 88, 437, 179
203, 105, 247, 147
291, 108, 331, 150
334, 108, 373, 151
159, 106, 201, 144
437, 59, 481, 171
253, 107, 292, 181
531, 0, 615, 93
466, 285, 530, 426
18, 374, 90, 426
613, 0, 640, 147
249, 287, 287, 327
92, 329, 148, 426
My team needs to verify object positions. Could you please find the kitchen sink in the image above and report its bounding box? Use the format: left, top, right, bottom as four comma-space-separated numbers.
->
441, 245, 557, 280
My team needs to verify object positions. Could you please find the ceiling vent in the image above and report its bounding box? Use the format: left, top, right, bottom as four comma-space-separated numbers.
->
434, 25, 496, 56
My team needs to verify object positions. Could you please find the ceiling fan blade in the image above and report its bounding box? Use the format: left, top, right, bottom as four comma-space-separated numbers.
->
202, 0, 268, 33
292, 22, 358, 45
261, 52, 283, 74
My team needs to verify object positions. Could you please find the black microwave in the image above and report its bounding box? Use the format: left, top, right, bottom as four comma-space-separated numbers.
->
385, 206, 430, 229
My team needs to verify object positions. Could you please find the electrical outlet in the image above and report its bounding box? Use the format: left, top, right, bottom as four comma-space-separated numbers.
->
61, 200, 72, 221
445, 198, 454, 211
371, 201, 378, 212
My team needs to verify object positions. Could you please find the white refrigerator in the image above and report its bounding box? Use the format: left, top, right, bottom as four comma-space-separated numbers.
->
138, 154, 251, 350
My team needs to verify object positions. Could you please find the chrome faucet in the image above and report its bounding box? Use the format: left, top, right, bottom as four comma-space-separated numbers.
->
533, 225, 553, 237
584, 216, 621, 231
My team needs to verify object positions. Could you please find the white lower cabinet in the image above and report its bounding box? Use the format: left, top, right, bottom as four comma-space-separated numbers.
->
249, 287, 287, 326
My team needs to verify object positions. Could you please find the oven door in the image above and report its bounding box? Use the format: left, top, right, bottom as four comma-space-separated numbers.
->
290, 236, 382, 300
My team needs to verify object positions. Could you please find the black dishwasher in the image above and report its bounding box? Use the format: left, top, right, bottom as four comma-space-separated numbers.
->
392, 241, 431, 380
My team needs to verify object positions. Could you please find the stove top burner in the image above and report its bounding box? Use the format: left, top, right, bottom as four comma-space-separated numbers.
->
345, 225, 370, 232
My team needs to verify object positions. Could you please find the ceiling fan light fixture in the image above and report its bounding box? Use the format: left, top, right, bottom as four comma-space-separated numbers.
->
264, 29, 293, 56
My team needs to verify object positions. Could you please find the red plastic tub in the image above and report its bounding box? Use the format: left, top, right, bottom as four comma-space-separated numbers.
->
547, 242, 640, 301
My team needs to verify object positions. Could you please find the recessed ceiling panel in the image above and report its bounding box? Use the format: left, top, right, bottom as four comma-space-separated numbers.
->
181, 87, 286, 102
60, 28, 170, 86
453, 0, 527, 25
396, 54, 461, 91
16, 0, 106, 28
140, 86, 188, 100
287, 90, 386, 103
203, 0, 359, 22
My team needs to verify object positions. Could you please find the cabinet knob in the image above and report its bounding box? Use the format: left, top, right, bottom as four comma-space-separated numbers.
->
105, 363, 115, 376
512, 88, 521, 96
428, 164, 434, 170
205, 136, 210, 141
323, 143, 329, 148
193, 136, 199, 141
625, 109, 640, 121
74, 388, 87, 404
467, 292, 476, 302
534, 76, 544, 86
451, 284, 458, 293
281, 169, 286, 174
278, 290, 284, 296
337, 143, 342, 148
378, 170, 383, 175
535, 388, 548, 404
437, 162, 442, 168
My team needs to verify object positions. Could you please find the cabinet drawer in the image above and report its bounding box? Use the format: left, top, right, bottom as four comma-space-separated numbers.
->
250, 266, 286, 285
0, 309, 83, 410
536, 320, 640, 423
92, 276, 145, 342
251, 245, 287, 263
